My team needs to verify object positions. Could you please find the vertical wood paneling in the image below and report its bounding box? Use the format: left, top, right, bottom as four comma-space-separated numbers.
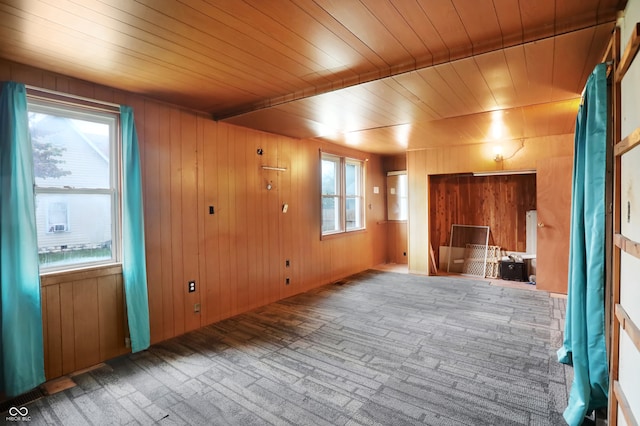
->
43, 286, 62, 379
407, 135, 574, 275
429, 174, 537, 265
408, 149, 429, 274
216, 123, 233, 319
142, 100, 164, 344
72, 279, 100, 370
5, 60, 389, 382
160, 105, 175, 339
169, 108, 186, 337
59, 282, 75, 375
181, 111, 200, 332
234, 128, 250, 312
97, 274, 124, 361
265, 135, 281, 304
201, 118, 221, 325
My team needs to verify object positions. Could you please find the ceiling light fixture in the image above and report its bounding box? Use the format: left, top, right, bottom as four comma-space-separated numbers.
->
493, 145, 503, 162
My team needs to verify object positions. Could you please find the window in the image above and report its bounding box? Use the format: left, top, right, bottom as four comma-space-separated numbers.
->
321, 153, 365, 235
28, 98, 119, 271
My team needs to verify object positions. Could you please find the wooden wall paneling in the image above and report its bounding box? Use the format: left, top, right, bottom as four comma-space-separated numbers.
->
195, 115, 207, 325
368, 155, 387, 267
290, 142, 304, 291
199, 118, 216, 325
97, 274, 127, 361
408, 135, 572, 274
142, 100, 164, 344
67, 78, 95, 100
200, 118, 221, 325
0, 59, 9, 80
72, 279, 100, 370
116, 274, 128, 354
245, 128, 264, 311
43, 285, 62, 379
41, 286, 49, 378
180, 110, 200, 332
428, 174, 536, 261
226, 127, 239, 317
234, 128, 250, 313
250, 129, 265, 310
278, 136, 293, 299
9, 61, 45, 88
304, 143, 323, 291
291, 141, 305, 291
408, 149, 429, 274
59, 282, 75, 375
169, 108, 186, 337
255, 132, 269, 308
216, 123, 233, 319
265, 134, 282, 304
383, 154, 406, 172
159, 105, 176, 339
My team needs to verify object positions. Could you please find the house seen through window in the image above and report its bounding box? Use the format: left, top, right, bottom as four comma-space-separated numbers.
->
28, 98, 119, 271
321, 153, 365, 235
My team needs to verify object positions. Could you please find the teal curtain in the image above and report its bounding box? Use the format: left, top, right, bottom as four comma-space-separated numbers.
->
557, 63, 608, 426
0, 82, 46, 396
120, 106, 150, 353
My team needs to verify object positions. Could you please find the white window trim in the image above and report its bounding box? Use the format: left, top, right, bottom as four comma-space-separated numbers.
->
321, 152, 366, 237
28, 96, 122, 272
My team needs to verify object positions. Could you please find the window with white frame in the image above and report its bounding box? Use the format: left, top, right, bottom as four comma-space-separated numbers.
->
321, 153, 365, 235
28, 98, 119, 271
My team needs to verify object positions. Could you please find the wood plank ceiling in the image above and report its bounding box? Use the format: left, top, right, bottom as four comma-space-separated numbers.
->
0, 0, 624, 154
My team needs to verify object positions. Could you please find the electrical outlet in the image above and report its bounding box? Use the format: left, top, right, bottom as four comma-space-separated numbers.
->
188, 280, 196, 292
194, 303, 201, 313
124, 337, 131, 348
285, 277, 290, 285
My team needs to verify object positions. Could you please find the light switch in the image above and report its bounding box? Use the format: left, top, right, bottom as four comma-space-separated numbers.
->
373, 186, 379, 194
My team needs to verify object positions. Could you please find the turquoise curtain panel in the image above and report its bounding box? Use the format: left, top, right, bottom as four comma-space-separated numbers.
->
557, 63, 609, 426
120, 105, 151, 353
0, 81, 46, 397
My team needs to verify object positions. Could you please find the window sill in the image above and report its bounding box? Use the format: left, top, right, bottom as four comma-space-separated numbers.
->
321, 228, 367, 240
40, 263, 123, 287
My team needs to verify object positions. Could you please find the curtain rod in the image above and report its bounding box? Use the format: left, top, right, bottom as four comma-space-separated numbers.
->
25, 84, 121, 110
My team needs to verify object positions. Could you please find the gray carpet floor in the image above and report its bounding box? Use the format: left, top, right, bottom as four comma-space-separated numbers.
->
22, 270, 572, 425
